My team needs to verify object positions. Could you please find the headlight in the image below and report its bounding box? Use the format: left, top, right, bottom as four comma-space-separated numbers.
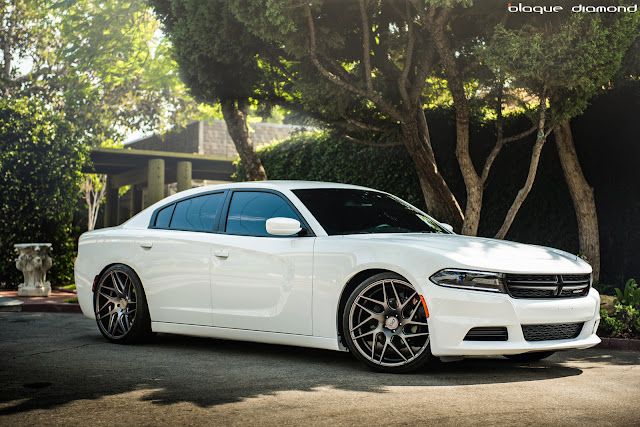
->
430, 269, 505, 293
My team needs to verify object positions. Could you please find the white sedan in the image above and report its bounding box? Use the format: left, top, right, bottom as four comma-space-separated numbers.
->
75, 181, 600, 373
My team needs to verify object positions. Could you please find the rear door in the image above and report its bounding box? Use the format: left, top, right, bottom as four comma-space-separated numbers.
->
134, 191, 226, 326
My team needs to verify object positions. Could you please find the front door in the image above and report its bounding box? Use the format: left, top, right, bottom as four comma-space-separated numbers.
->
210, 191, 314, 335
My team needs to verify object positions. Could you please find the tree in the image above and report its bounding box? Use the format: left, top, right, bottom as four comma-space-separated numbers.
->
82, 174, 107, 231
195, 0, 462, 229
1, 0, 195, 144
151, 0, 268, 181
0, 97, 86, 285
483, 9, 639, 280
2, 0, 200, 230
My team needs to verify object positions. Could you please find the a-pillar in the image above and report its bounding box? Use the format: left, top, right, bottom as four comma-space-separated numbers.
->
177, 161, 192, 192
147, 158, 165, 206
130, 185, 143, 217
104, 175, 119, 228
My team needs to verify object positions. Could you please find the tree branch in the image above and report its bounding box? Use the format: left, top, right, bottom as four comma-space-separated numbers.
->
398, 1, 416, 107
494, 91, 549, 239
307, 10, 402, 121
359, 0, 373, 93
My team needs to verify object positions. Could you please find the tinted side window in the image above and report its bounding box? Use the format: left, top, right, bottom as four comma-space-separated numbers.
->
155, 204, 175, 228
169, 193, 225, 232
226, 191, 298, 236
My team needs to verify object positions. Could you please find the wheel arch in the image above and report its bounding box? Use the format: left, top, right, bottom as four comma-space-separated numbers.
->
336, 268, 411, 348
92, 263, 147, 308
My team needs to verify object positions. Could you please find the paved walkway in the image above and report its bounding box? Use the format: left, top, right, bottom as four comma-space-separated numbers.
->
0, 288, 81, 313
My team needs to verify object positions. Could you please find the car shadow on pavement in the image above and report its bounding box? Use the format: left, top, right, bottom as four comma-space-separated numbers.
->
0, 329, 600, 415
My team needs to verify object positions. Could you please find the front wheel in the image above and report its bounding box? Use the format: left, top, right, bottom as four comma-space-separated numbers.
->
94, 264, 151, 344
343, 273, 433, 373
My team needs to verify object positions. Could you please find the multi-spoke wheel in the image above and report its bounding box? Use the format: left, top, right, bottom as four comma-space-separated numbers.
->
94, 264, 151, 343
343, 273, 433, 373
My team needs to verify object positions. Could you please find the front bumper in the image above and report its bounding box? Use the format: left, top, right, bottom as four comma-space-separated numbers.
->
425, 284, 601, 356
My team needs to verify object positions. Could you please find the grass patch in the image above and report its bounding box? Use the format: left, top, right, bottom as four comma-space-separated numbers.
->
63, 297, 79, 304
60, 284, 76, 291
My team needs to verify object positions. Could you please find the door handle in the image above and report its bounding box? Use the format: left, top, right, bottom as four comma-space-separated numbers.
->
214, 249, 229, 259
140, 242, 153, 249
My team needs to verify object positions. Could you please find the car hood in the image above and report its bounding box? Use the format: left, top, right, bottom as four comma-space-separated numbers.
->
343, 233, 591, 274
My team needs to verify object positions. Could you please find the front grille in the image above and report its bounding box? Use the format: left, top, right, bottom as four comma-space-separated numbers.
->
522, 322, 584, 341
464, 327, 508, 341
505, 274, 590, 299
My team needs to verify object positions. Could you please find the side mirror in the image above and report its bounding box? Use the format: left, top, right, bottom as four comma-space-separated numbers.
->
266, 217, 302, 236
441, 223, 454, 233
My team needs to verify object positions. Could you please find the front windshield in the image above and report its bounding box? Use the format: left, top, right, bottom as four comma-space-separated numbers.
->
292, 189, 449, 235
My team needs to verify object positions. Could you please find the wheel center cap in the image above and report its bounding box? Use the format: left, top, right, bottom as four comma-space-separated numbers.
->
385, 316, 399, 330
119, 299, 127, 310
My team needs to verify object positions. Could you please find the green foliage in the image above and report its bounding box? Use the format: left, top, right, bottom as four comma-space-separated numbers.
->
151, 0, 276, 104
483, 9, 639, 121
0, 98, 86, 286
598, 304, 640, 340
237, 131, 427, 210
593, 281, 617, 297
1, 0, 197, 145
614, 279, 640, 307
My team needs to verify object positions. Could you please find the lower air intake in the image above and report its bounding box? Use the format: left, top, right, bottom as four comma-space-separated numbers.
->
464, 326, 509, 341
522, 323, 584, 342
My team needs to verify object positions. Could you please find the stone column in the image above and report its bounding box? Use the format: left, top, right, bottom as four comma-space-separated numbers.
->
130, 185, 143, 217
104, 175, 118, 228
147, 158, 165, 206
177, 160, 193, 192
15, 243, 53, 297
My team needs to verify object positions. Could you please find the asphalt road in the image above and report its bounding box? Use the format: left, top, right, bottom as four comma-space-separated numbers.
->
1, 312, 639, 426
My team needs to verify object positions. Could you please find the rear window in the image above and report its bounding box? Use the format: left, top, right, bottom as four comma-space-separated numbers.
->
170, 192, 225, 232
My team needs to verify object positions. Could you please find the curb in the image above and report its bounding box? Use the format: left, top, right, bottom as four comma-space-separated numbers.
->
0, 296, 24, 312
595, 337, 640, 351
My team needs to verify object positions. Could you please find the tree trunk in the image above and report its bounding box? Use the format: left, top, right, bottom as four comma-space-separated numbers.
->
401, 112, 464, 231
430, 20, 483, 236
494, 98, 548, 240
555, 120, 600, 281
220, 98, 267, 181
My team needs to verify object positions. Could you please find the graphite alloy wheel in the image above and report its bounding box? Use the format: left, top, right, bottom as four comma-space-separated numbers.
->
94, 264, 151, 343
343, 273, 433, 373
505, 351, 555, 362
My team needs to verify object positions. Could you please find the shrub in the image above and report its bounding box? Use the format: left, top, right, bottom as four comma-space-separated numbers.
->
598, 304, 640, 340
614, 278, 640, 307
0, 98, 86, 286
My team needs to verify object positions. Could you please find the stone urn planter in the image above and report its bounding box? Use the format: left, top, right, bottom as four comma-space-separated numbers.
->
15, 243, 53, 297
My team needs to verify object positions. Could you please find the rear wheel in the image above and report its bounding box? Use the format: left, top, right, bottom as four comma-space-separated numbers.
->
94, 264, 151, 343
505, 351, 555, 362
343, 273, 433, 373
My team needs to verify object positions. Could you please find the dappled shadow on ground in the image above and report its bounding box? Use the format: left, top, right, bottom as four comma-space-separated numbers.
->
0, 313, 636, 416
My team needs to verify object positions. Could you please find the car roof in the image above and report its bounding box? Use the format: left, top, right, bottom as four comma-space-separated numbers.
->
117, 181, 382, 231
198, 180, 377, 192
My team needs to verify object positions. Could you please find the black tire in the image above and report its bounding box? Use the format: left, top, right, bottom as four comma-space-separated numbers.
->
342, 272, 433, 373
505, 351, 555, 362
94, 264, 152, 344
